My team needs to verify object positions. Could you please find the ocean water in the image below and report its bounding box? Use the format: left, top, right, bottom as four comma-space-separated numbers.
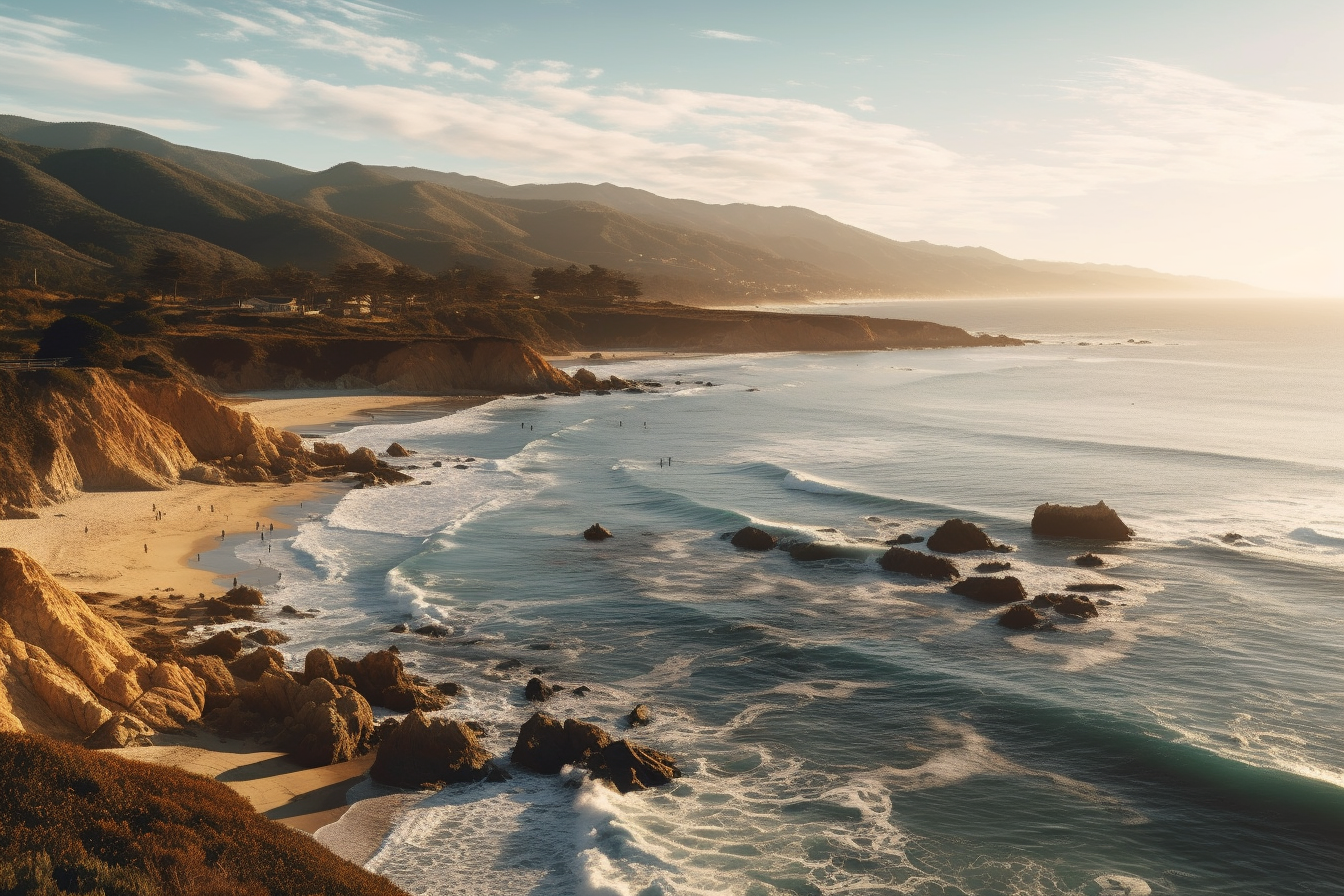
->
250, 298, 1344, 895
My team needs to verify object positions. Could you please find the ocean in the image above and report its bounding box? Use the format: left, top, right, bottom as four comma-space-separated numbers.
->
240, 298, 1344, 895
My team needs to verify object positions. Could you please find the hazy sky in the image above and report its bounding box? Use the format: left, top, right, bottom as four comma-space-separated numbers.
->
1, 1, 1341, 294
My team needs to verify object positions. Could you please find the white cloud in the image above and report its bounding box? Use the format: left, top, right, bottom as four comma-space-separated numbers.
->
425, 60, 485, 80
455, 52, 497, 70
697, 29, 760, 42
850, 96, 875, 112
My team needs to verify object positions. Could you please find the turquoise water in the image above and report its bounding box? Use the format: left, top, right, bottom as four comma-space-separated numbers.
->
253, 298, 1344, 895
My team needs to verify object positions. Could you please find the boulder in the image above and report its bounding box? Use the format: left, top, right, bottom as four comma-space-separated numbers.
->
877, 547, 960, 581
1031, 501, 1134, 541
227, 646, 289, 682
352, 649, 448, 713
189, 630, 244, 661
573, 368, 600, 389
221, 585, 265, 607
730, 526, 777, 551
525, 677, 555, 703
889, 534, 924, 545
627, 703, 652, 727
302, 648, 340, 685
926, 519, 1010, 554
511, 712, 613, 774
1073, 553, 1106, 567
370, 709, 495, 788
85, 712, 156, 749
184, 654, 238, 712
202, 599, 254, 621
997, 604, 1045, 630
595, 740, 682, 793
272, 677, 375, 768
583, 524, 614, 541
1055, 594, 1100, 618
387, 442, 412, 457
948, 576, 1028, 604
390, 623, 409, 633
1065, 583, 1124, 592
414, 624, 450, 638
343, 447, 380, 473
246, 629, 289, 646
311, 442, 350, 466
976, 561, 1012, 573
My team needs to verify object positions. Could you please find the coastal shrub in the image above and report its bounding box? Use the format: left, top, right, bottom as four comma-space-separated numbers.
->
35, 315, 123, 368
0, 732, 408, 896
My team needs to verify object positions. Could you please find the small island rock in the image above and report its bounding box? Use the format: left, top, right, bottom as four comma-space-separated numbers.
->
1031, 501, 1134, 541
948, 576, 1028, 604
583, 524, 614, 541
730, 526, 777, 551
877, 546, 960, 581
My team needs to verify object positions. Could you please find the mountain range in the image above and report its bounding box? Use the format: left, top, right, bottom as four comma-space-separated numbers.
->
0, 114, 1261, 300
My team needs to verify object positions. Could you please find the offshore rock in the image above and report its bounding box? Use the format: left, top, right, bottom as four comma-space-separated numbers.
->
730, 526, 777, 551
877, 546, 960, 581
998, 604, 1046, 630
583, 524, 614, 541
926, 519, 1010, 554
1031, 501, 1134, 541
387, 442, 412, 457
628, 703, 652, 727
948, 576, 1029, 604
370, 709, 495, 788
221, 585, 265, 606
976, 561, 1012, 573
1074, 553, 1106, 567
597, 740, 682, 794
525, 677, 556, 703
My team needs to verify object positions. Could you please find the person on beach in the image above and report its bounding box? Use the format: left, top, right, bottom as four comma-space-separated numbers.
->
232, 577, 237, 587
268, 523, 273, 532
143, 544, 147, 553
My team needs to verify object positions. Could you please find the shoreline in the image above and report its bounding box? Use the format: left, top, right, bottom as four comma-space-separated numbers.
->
0, 391, 486, 858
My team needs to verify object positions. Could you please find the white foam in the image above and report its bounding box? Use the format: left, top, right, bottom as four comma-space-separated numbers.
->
782, 470, 854, 495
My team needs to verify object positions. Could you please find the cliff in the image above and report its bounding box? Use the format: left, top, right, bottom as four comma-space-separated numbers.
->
170, 333, 579, 394
0, 548, 204, 738
0, 367, 314, 515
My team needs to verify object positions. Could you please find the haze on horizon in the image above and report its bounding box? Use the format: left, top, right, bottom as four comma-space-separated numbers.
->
0, 0, 1340, 296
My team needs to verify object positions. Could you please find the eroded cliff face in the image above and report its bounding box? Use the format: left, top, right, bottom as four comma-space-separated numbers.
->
172, 334, 578, 394
0, 368, 313, 515
0, 548, 204, 738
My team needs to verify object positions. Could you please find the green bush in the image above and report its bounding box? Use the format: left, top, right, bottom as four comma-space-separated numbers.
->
35, 316, 123, 368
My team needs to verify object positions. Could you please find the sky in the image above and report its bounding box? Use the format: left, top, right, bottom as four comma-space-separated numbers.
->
0, 0, 1341, 294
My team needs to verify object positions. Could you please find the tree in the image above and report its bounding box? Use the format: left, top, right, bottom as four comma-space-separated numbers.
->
530, 264, 642, 298
269, 265, 318, 301
35, 315, 123, 368
140, 250, 192, 298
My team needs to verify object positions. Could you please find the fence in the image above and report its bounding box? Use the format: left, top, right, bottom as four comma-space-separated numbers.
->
0, 358, 70, 370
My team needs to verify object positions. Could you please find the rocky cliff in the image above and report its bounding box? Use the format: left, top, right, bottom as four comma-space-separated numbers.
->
0, 548, 204, 738
171, 333, 578, 394
0, 367, 313, 515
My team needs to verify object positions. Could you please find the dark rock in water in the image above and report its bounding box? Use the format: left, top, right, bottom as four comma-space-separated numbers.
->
1074, 553, 1106, 567
976, 561, 1012, 573
387, 442, 412, 458
1222, 532, 1244, 543
731, 526, 778, 551
454, 464, 469, 470
1032, 593, 1066, 608
390, 623, 409, 633
886, 533, 923, 545
352, 649, 449, 713
203, 598, 255, 621
877, 546, 960, 581
415, 624, 451, 637
431, 460, 443, 467
370, 709, 495, 788
280, 605, 314, 618
628, 703, 652, 727
583, 523, 614, 541
495, 659, 523, 671
785, 542, 863, 561
998, 603, 1045, 630
572, 686, 591, 697
189, 630, 244, 661
1031, 501, 1134, 541
597, 740, 682, 793
246, 628, 290, 646
1066, 583, 1125, 592
927, 519, 1010, 554
1055, 594, 1100, 618
510, 712, 679, 792
527, 643, 554, 650
525, 677, 556, 702
573, 368, 600, 389
222, 585, 265, 606
530, 667, 546, 675
948, 576, 1028, 604
595, 390, 611, 396
343, 447, 380, 474
436, 682, 461, 697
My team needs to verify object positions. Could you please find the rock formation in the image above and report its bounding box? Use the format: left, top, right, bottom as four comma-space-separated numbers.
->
1031, 501, 1134, 541
976, 561, 1012, 573
998, 604, 1046, 630
296, 648, 447, 713
1073, 553, 1106, 567
877, 546, 960, 581
1032, 593, 1101, 618
0, 548, 205, 739
948, 576, 1028, 604
369, 709, 495, 788
730, 526, 777, 551
511, 711, 681, 793
387, 442, 412, 457
628, 704, 652, 727
584, 524, 614, 541
207, 669, 375, 768
926, 519, 1011, 554
525, 677, 556, 703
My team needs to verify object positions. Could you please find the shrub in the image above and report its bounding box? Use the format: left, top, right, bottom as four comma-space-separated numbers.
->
35, 315, 123, 368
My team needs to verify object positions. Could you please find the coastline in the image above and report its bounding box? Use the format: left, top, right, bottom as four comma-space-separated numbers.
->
0, 391, 488, 858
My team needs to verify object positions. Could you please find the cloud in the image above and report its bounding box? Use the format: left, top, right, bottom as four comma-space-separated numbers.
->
850, 96, 875, 112
697, 29, 760, 42
456, 52, 497, 70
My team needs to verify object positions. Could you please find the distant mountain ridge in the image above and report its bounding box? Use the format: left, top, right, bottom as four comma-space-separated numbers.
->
0, 114, 1263, 299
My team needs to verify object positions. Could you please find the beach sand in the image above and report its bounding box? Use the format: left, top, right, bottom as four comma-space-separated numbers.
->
0, 391, 474, 850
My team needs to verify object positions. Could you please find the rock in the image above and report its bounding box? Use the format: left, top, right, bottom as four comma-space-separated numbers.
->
525, 677, 555, 703
583, 524, 614, 541
273, 677, 376, 768
1032, 593, 1066, 608
435, 682, 461, 697
511, 711, 571, 773
495, 659, 523, 671
573, 368, 600, 389
343, 447, 380, 474
997, 604, 1045, 630
1055, 595, 1100, 618
948, 576, 1028, 604
387, 442, 412, 457
1222, 532, 1244, 543
431, 460, 443, 467
572, 686, 591, 697
596, 740, 682, 793
1074, 553, 1106, 567
246, 629, 289, 646
184, 654, 238, 712
302, 648, 340, 685
877, 546, 960, 581
1031, 501, 1134, 541
415, 624, 450, 638
453, 464, 469, 470
976, 561, 1012, 573
202, 599, 255, 621
589, 353, 603, 360
371, 709, 495, 788
390, 623, 409, 633
227, 646, 289, 682
84, 712, 156, 749
730, 526, 777, 551
351, 649, 448, 713
1065, 583, 1124, 592
889, 533, 923, 545
926, 519, 1009, 554
312, 442, 350, 466
279, 605, 313, 617
627, 703, 652, 727
189, 630, 244, 661
785, 542, 865, 561
221, 585, 264, 606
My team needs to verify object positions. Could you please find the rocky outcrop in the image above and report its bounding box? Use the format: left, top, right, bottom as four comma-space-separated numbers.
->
877, 546, 960, 581
525, 677, 556, 703
730, 526, 777, 551
976, 561, 1012, 573
210, 669, 376, 768
1031, 501, 1134, 541
1032, 593, 1100, 618
948, 576, 1028, 604
511, 711, 680, 793
387, 442, 412, 457
1073, 553, 1106, 567
369, 709, 495, 788
998, 604, 1046, 630
584, 524, 614, 541
0, 548, 205, 737
299, 647, 447, 713
926, 519, 1011, 554
628, 704, 652, 727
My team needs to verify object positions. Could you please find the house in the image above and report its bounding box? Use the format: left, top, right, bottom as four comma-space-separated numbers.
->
244, 296, 298, 314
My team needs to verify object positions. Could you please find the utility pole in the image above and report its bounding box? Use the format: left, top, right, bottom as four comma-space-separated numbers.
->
32, 268, 37, 288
